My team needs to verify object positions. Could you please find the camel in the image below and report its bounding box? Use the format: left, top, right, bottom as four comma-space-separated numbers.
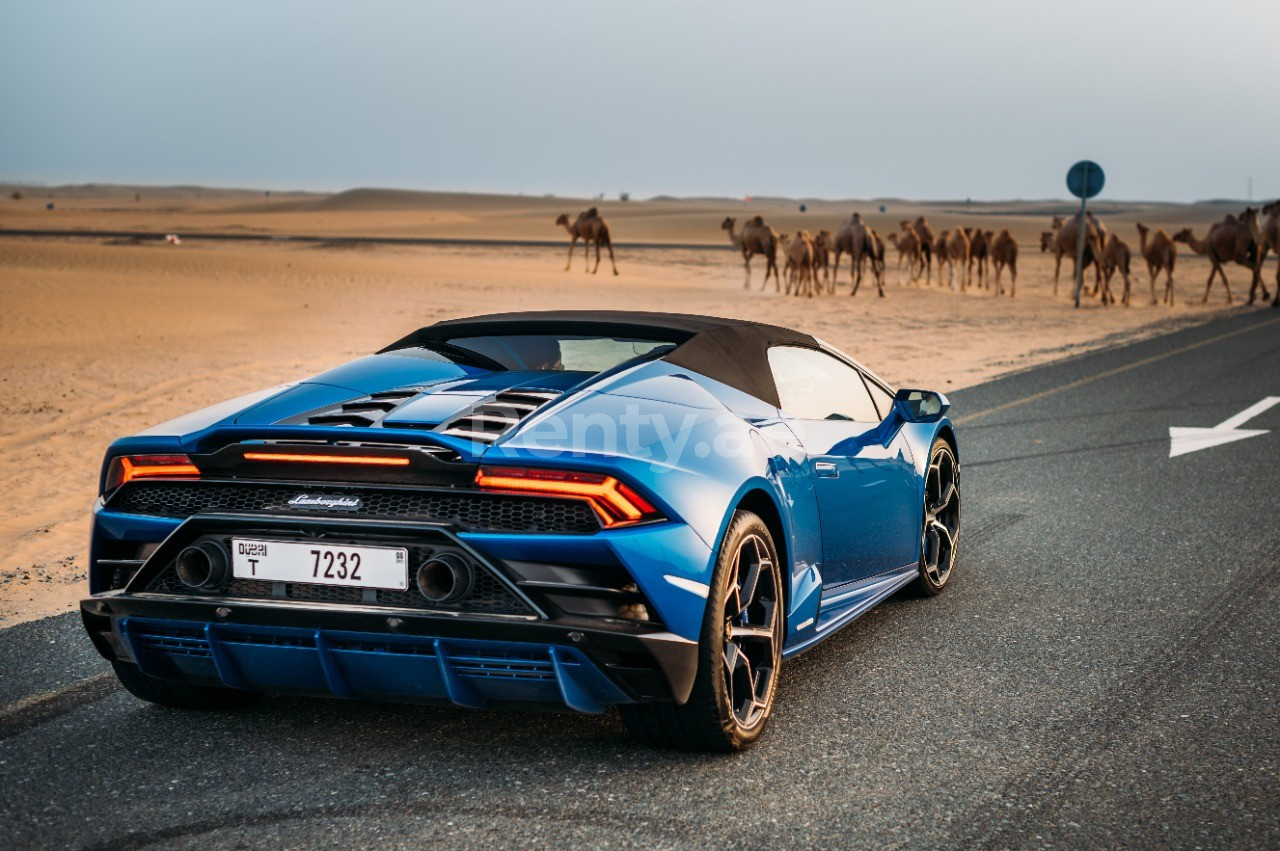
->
831, 213, 882, 297
1171, 214, 1261, 304
887, 230, 922, 285
812, 230, 833, 291
1242, 206, 1277, 305
911, 217, 935, 285
966, 228, 990, 289
1135, 223, 1177, 306
555, 208, 618, 275
934, 231, 952, 286
946, 227, 970, 291
781, 231, 816, 297
1040, 215, 1102, 297
865, 229, 886, 292
722, 216, 781, 291
1254, 201, 1280, 307
1098, 233, 1132, 306
989, 229, 1018, 297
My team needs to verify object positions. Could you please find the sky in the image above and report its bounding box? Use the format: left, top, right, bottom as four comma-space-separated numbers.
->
2, 0, 1277, 203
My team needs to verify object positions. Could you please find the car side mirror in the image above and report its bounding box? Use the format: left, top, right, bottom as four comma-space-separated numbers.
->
893, 389, 949, 423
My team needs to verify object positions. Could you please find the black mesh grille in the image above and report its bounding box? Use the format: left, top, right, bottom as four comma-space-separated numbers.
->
146, 539, 531, 615
109, 481, 601, 534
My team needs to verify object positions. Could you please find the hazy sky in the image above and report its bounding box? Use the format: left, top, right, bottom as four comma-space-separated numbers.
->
2, 1, 1277, 202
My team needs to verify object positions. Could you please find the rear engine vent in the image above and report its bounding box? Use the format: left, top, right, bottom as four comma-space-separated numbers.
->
305, 390, 419, 427
438, 390, 560, 443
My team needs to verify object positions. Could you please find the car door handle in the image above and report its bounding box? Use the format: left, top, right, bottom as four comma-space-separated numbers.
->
814, 461, 838, 478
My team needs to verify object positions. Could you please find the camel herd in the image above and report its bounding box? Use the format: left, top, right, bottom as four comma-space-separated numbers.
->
721, 214, 1020, 299
553, 201, 1280, 309
1039, 201, 1280, 307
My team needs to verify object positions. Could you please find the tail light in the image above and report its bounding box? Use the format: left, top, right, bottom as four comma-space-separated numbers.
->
475, 466, 662, 528
104, 454, 200, 493
242, 452, 410, 467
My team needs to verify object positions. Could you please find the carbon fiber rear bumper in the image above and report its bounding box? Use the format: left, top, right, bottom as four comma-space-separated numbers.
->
81, 592, 699, 710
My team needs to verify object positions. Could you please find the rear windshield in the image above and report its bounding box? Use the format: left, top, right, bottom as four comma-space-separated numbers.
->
443, 334, 677, 373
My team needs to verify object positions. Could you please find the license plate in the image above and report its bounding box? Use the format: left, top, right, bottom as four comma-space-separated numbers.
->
231, 538, 409, 590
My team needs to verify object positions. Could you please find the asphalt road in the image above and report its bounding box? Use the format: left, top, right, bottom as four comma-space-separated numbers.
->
2, 309, 1278, 849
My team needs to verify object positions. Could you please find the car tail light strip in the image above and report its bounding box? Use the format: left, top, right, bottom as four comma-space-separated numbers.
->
241, 452, 411, 467
474, 466, 660, 528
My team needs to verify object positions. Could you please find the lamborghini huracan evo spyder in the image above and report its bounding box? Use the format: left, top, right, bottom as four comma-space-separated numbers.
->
82, 311, 960, 751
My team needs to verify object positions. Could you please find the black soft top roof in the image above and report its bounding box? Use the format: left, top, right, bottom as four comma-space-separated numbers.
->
381, 311, 817, 408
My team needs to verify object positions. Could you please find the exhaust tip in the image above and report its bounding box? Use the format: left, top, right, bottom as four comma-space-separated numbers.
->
416, 552, 475, 604
175, 542, 230, 590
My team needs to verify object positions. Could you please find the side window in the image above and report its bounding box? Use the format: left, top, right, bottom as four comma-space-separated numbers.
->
767, 346, 881, 422
864, 378, 894, 420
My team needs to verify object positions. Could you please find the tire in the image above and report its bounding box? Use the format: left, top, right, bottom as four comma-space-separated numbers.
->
620, 510, 784, 752
915, 439, 961, 596
111, 661, 262, 710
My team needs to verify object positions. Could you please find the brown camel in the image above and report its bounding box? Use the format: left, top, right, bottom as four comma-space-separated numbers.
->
832, 213, 882, 297
966, 228, 990, 289
722, 216, 781, 291
1098, 233, 1132, 306
934, 231, 952, 285
1241, 206, 1276, 305
1040, 215, 1102, 296
989, 229, 1018, 296
1255, 201, 1280, 307
946, 228, 970, 291
555, 208, 618, 275
1171, 215, 1261, 304
865, 229, 886, 292
911, 217, 935, 285
1135, 223, 1177, 306
887, 230, 923, 285
812, 229, 833, 291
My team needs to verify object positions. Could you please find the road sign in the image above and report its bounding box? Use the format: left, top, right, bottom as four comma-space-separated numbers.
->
1067, 160, 1105, 199
1066, 160, 1105, 307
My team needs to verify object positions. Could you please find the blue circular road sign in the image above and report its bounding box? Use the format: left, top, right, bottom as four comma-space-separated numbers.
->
1066, 160, 1105, 199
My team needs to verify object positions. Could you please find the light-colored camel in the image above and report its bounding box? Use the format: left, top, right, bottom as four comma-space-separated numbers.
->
1135, 223, 1177, 306
555, 208, 618, 275
1040, 215, 1103, 296
1098, 233, 1132, 306
781, 231, 816, 297
946, 228, 971, 291
722, 216, 780, 291
990, 229, 1018, 296
1171, 215, 1261, 304
887, 230, 922, 285
832, 213, 882, 297
1241, 206, 1276, 305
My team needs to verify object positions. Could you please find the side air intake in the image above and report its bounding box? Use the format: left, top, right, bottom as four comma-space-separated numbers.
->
437, 390, 561, 443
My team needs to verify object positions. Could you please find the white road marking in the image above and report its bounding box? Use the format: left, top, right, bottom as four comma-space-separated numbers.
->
1169, 397, 1280, 458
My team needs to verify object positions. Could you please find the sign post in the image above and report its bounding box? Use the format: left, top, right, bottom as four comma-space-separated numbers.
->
1066, 160, 1105, 308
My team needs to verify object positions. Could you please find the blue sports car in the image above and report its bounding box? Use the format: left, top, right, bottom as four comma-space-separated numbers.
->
82, 311, 959, 751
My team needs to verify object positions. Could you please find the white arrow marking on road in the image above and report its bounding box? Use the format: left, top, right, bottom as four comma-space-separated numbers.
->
1169, 396, 1280, 458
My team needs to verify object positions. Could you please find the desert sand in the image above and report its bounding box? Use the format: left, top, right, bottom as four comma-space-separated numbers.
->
1, 186, 1271, 625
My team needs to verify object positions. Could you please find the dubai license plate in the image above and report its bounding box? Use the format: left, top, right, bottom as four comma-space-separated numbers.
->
231, 538, 408, 590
